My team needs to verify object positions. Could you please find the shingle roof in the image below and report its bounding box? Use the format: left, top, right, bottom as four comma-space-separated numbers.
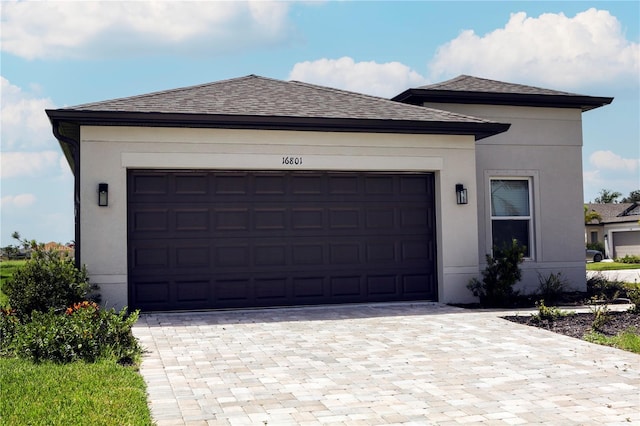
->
392, 75, 613, 112
586, 203, 640, 224
65, 75, 488, 122
47, 75, 510, 139
416, 75, 580, 96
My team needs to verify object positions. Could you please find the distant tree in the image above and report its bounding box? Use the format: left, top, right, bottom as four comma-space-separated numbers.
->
594, 189, 621, 204
621, 190, 640, 203
584, 205, 602, 224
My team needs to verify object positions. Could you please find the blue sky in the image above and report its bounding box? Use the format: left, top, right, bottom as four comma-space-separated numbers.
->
1, 1, 639, 246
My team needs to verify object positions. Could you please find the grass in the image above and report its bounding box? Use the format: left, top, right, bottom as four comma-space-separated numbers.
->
584, 328, 640, 354
0, 357, 153, 426
0, 260, 26, 307
587, 262, 640, 271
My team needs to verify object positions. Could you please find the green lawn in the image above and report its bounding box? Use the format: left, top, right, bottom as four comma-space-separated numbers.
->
0, 358, 153, 426
0, 260, 26, 307
584, 329, 640, 354
586, 262, 640, 271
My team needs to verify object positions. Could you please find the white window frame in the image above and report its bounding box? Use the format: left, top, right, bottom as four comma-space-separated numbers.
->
484, 171, 540, 261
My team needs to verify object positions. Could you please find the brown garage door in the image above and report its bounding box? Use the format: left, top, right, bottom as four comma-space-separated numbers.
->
128, 170, 437, 311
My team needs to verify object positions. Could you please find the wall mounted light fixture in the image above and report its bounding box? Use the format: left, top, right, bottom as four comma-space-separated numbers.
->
98, 183, 108, 207
455, 184, 468, 205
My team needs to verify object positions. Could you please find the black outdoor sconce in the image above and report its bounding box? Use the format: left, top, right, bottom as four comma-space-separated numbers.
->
98, 183, 108, 207
455, 184, 468, 205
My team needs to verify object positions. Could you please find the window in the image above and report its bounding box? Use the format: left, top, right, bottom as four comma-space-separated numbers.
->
490, 178, 532, 257
590, 231, 598, 244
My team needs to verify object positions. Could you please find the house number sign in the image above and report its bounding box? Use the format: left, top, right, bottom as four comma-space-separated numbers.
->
282, 156, 303, 165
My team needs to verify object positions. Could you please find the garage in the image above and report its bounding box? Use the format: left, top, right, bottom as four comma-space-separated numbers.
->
613, 231, 640, 259
128, 170, 437, 311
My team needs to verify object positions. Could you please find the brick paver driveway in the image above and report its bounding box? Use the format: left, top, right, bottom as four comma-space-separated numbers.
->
132, 303, 640, 425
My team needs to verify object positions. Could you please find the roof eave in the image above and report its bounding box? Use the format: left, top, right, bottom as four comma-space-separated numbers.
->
45, 110, 510, 141
392, 89, 613, 112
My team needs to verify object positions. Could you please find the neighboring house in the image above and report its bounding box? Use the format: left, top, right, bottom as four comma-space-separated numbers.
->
46, 74, 612, 311
585, 203, 640, 259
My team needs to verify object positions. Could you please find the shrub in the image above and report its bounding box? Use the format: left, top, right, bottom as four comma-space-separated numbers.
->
467, 239, 525, 307
0, 308, 20, 356
536, 272, 568, 304
616, 254, 640, 264
627, 288, 640, 314
3, 238, 97, 318
586, 241, 604, 253
531, 300, 574, 323
586, 273, 626, 301
7, 302, 140, 364
589, 299, 611, 332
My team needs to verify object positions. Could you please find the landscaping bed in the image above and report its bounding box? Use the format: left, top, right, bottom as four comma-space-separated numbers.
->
504, 310, 640, 340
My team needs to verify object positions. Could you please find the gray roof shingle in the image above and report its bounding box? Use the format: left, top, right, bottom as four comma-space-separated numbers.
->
47, 75, 512, 139
586, 203, 640, 224
392, 75, 613, 112
417, 75, 580, 96
64, 75, 490, 124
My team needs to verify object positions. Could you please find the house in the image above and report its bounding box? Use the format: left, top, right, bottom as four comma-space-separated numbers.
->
46, 75, 612, 311
585, 203, 640, 259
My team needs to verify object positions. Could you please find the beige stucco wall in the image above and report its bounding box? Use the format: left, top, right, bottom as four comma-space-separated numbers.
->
80, 126, 481, 308
426, 103, 587, 294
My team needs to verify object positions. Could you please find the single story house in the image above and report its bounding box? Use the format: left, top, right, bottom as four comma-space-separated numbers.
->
46, 74, 612, 311
586, 203, 640, 259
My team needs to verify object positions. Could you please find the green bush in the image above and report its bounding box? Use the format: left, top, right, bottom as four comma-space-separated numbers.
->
531, 300, 574, 323
627, 288, 640, 314
536, 272, 568, 304
587, 274, 626, 301
467, 239, 525, 307
5, 301, 140, 364
4, 242, 97, 318
586, 241, 605, 253
616, 254, 640, 264
0, 308, 20, 356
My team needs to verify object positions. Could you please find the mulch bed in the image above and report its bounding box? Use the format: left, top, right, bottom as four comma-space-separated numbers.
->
503, 311, 640, 339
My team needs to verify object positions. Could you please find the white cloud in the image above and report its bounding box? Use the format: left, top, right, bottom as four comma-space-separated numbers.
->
1, 193, 36, 208
429, 8, 640, 89
590, 150, 639, 172
1, 77, 56, 150
0, 151, 61, 179
1, 1, 292, 60
289, 57, 428, 98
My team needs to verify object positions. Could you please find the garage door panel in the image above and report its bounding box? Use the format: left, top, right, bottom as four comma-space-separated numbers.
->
175, 173, 208, 194
175, 246, 210, 267
131, 174, 169, 195
291, 209, 324, 229
176, 280, 209, 303
135, 281, 170, 304
175, 209, 209, 231
292, 244, 324, 265
255, 209, 287, 230
255, 278, 288, 300
133, 210, 169, 232
215, 209, 250, 231
292, 174, 323, 194
255, 174, 286, 194
215, 246, 250, 267
293, 277, 326, 298
330, 276, 362, 297
367, 276, 398, 295
254, 245, 287, 266
129, 170, 437, 310
132, 246, 169, 268
216, 279, 251, 301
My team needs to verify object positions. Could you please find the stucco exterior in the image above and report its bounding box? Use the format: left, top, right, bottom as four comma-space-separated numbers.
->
80, 126, 480, 308
425, 103, 587, 293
